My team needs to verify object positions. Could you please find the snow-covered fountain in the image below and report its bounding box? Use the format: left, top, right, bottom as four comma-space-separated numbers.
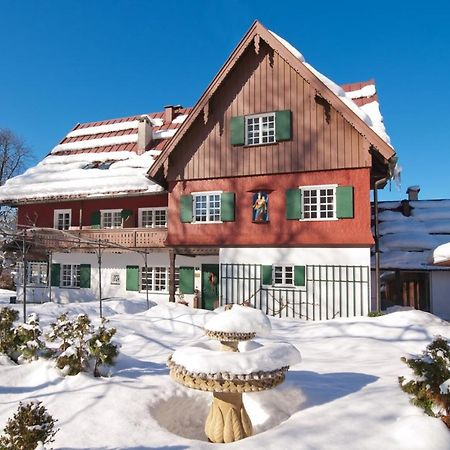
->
167, 304, 301, 443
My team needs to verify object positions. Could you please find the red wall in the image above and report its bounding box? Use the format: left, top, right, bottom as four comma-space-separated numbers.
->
17, 194, 168, 228
167, 168, 373, 247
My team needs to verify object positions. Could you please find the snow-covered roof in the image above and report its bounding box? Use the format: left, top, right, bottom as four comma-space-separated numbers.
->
375, 199, 450, 270
269, 31, 392, 146
0, 108, 190, 203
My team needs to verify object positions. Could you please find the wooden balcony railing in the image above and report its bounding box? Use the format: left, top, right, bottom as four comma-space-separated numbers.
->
30, 227, 168, 250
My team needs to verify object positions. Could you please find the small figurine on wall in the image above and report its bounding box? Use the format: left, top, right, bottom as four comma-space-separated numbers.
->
252, 191, 269, 222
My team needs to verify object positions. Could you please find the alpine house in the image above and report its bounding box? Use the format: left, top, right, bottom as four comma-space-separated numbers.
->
0, 21, 397, 319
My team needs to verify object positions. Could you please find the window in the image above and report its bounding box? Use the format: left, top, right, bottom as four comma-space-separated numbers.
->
245, 113, 276, 145
273, 265, 294, 286
101, 210, 122, 229
110, 272, 120, 285
16, 261, 48, 286
193, 192, 221, 223
301, 185, 336, 220
141, 267, 168, 292
54, 209, 71, 230
139, 208, 167, 228
61, 264, 80, 288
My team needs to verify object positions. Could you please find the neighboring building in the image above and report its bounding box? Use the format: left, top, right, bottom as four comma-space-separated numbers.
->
148, 21, 396, 319
0, 21, 397, 318
373, 186, 450, 319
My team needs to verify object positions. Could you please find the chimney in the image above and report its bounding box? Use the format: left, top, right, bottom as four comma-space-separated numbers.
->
164, 105, 174, 123
137, 116, 152, 154
406, 185, 420, 201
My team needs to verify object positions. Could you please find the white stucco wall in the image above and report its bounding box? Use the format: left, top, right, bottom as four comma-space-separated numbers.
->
17, 250, 218, 306
430, 271, 450, 320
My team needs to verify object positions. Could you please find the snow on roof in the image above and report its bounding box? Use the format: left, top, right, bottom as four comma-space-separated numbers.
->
269, 30, 392, 146
432, 242, 450, 265
0, 108, 191, 203
375, 199, 450, 270
0, 151, 164, 202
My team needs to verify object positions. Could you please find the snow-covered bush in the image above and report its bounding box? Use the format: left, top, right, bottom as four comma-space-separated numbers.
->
48, 313, 119, 377
14, 313, 47, 363
399, 336, 450, 428
88, 318, 118, 377
0, 400, 58, 449
0, 307, 18, 356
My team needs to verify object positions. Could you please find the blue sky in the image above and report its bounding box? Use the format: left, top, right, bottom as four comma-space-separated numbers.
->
1, 0, 449, 201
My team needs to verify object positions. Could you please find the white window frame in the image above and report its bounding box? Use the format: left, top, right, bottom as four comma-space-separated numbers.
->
272, 264, 295, 287
54, 209, 72, 230
61, 264, 80, 288
245, 112, 276, 146
300, 184, 338, 221
140, 266, 169, 292
16, 261, 48, 286
138, 207, 168, 228
100, 209, 123, 229
192, 191, 223, 224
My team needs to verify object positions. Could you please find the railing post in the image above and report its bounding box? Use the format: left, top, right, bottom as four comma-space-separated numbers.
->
169, 249, 176, 303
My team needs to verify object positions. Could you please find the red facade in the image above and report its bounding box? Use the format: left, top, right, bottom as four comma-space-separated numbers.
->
167, 168, 373, 247
17, 194, 168, 229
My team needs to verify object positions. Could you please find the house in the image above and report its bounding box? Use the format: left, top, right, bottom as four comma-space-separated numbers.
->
0, 107, 217, 307
0, 21, 397, 318
147, 21, 396, 319
373, 186, 450, 319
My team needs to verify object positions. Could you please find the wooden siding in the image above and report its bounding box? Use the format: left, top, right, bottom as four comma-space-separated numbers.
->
169, 42, 371, 181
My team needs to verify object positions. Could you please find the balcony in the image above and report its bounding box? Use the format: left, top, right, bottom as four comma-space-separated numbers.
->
28, 227, 168, 250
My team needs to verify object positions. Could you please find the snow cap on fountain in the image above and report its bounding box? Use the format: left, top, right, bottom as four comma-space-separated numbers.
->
206, 305, 272, 336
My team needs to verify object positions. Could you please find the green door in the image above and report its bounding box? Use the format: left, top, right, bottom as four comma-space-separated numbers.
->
201, 264, 220, 310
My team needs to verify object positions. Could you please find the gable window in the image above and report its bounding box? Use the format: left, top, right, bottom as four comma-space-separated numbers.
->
54, 209, 71, 230
194, 192, 221, 223
245, 113, 276, 145
301, 185, 336, 220
141, 266, 168, 292
61, 264, 80, 288
101, 210, 122, 229
139, 208, 167, 228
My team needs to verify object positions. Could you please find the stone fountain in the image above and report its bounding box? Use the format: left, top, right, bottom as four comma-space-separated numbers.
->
167, 304, 301, 443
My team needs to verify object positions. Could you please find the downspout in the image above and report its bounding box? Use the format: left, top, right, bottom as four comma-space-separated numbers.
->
373, 177, 388, 312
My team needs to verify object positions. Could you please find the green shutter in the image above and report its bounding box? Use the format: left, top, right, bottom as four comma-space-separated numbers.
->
121, 209, 133, 219
79, 264, 91, 288
286, 188, 302, 220
275, 110, 292, 141
180, 195, 193, 223
261, 265, 272, 285
336, 186, 354, 218
51, 264, 60, 287
91, 211, 101, 228
126, 265, 139, 291
179, 267, 195, 294
294, 266, 306, 287
220, 192, 235, 222
231, 116, 245, 146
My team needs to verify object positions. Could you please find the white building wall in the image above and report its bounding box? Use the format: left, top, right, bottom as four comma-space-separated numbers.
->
430, 271, 450, 320
17, 250, 218, 307
219, 247, 371, 319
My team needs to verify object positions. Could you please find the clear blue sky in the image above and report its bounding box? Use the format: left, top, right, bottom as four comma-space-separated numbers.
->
1, 0, 449, 201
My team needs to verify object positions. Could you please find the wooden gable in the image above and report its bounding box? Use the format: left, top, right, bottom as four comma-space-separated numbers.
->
150, 21, 395, 183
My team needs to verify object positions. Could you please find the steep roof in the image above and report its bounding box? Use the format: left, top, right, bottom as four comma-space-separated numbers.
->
375, 199, 450, 271
148, 20, 396, 180
0, 108, 190, 204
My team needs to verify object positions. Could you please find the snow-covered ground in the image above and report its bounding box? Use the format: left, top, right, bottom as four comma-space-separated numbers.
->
0, 290, 449, 449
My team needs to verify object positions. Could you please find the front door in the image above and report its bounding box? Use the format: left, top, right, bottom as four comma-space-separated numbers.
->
201, 264, 220, 310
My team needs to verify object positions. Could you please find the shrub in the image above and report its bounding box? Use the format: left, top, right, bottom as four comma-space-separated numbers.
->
368, 311, 385, 317
399, 336, 450, 428
0, 307, 19, 356
48, 313, 119, 377
88, 318, 119, 377
14, 313, 47, 363
0, 401, 58, 450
